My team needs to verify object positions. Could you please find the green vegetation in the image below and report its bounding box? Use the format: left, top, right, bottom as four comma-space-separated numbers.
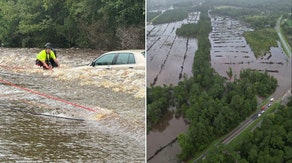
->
281, 13, 292, 49
152, 9, 188, 25
202, 98, 292, 162
240, 69, 278, 97
176, 23, 198, 38
147, 11, 161, 22
244, 28, 278, 58
207, 0, 291, 14
0, 0, 144, 49
147, 85, 173, 132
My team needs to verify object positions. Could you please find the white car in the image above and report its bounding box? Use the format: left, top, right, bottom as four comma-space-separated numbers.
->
270, 98, 274, 102
89, 50, 145, 70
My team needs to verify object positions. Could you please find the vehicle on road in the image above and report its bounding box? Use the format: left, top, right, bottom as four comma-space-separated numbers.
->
270, 97, 274, 102
89, 50, 145, 70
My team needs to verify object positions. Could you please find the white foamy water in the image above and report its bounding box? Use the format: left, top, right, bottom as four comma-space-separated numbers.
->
0, 48, 146, 162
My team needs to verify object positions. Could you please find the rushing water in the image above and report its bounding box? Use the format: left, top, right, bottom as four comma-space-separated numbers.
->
0, 48, 145, 162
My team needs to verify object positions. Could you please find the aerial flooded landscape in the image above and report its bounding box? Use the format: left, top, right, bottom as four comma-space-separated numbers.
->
147, 0, 291, 162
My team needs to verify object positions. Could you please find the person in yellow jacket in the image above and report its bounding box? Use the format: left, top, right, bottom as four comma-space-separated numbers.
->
36, 42, 60, 70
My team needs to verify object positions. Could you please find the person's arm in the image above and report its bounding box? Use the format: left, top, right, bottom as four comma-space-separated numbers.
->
41, 60, 52, 69
51, 51, 60, 67
53, 58, 60, 67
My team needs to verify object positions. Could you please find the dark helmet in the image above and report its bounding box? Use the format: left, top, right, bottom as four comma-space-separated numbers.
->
44, 42, 52, 49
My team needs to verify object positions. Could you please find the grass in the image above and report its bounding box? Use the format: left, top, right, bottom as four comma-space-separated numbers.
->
147, 11, 162, 22
244, 28, 278, 58
285, 19, 292, 27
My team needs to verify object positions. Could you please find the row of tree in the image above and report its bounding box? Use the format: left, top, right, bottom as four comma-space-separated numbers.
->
0, 0, 145, 50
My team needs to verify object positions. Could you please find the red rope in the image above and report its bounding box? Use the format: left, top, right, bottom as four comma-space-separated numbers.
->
0, 78, 96, 112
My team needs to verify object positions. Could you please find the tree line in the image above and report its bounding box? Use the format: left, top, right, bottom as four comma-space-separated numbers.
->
0, 0, 145, 50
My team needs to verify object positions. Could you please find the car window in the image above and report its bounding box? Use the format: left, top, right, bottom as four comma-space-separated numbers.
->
94, 53, 116, 66
115, 53, 136, 65
128, 53, 135, 64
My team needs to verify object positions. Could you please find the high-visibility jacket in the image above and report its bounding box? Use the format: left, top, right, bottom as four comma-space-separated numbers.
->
36, 50, 57, 61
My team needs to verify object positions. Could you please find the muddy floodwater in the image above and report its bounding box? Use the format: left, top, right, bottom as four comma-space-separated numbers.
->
147, 12, 291, 163
0, 48, 145, 162
147, 12, 200, 86
147, 12, 200, 163
209, 15, 291, 99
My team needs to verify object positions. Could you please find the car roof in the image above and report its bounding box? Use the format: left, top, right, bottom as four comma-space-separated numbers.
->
104, 49, 145, 54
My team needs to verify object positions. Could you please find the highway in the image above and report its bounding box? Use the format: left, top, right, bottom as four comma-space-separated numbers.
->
275, 16, 292, 57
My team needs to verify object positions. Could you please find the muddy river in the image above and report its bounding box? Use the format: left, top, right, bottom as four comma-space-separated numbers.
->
147, 12, 291, 163
0, 48, 145, 162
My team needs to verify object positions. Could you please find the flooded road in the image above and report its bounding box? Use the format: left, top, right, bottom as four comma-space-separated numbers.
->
147, 12, 200, 162
0, 48, 145, 162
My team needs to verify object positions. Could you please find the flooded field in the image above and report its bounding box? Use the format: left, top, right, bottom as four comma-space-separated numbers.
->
147, 12, 200, 86
0, 48, 145, 162
209, 15, 291, 99
147, 12, 200, 162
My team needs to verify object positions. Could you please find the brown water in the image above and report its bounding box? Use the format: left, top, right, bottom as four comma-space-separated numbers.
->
147, 13, 291, 162
147, 12, 200, 86
0, 48, 145, 162
209, 16, 291, 99
147, 12, 200, 162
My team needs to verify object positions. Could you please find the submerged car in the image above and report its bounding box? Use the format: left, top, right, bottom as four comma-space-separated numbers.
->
89, 50, 145, 70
